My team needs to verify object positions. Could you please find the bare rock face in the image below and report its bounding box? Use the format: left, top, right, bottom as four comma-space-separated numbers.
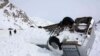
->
0, 0, 9, 8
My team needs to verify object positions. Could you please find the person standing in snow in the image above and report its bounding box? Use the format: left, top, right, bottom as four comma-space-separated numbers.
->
14, 29, 17, 34
9, 30, 12, 36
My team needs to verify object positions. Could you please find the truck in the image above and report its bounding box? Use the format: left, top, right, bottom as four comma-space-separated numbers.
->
38, 17, 95, 56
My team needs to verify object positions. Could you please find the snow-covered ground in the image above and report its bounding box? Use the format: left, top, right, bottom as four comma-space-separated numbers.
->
0, 23, 100, 56
0, 0, 100, 56
0, 28, 53, 56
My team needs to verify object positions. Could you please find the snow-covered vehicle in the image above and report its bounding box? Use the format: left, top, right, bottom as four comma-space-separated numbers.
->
38, 17, 95, 56
62, 17, 95, 56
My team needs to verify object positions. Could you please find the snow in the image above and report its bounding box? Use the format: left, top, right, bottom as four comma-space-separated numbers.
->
0, 13, 99, 56
58, 30, 86, 45
23, 28, 50, 44
0, 4, 29, 29
0, 29, 56, 56
0, 7, 53, 29
30, 17, 54, 26
0, 18, 100, 56
0, 23, 97, 56
89, 24, 100, 56
0, 1, 57, 56
0, 0, 100, 56
89, 31, 100, 56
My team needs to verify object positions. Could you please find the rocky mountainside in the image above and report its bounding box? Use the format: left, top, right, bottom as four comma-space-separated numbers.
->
0, 0, 34, 29
0, 0, 53, 30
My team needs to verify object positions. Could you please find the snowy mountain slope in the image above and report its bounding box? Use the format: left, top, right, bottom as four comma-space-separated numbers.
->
0, 0, 53, 29
0, 0, 35, 29
31, 17, 54, 26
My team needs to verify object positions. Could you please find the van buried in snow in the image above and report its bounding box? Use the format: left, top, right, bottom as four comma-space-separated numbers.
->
38, 17, 95, 56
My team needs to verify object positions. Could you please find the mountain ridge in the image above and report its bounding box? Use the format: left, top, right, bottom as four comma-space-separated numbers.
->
0, 0, 53, 30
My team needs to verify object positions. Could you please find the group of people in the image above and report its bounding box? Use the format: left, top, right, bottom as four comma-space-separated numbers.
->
9, 29, 17, 36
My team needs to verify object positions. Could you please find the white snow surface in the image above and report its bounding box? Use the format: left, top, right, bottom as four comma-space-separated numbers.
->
0, 23, 100, 56
89, 23, 100, 56
30, 17, 54, 27
58, 30, 86, 45
0, 28, 57, 56
0, 1, 100, 56
24, 28, 50, 45
0, 16, 100, 56
0, 19, 100, 56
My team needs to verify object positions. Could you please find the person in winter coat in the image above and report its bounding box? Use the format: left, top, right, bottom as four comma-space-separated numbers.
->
9, 30, 12, 36
14, 29, 17, 34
